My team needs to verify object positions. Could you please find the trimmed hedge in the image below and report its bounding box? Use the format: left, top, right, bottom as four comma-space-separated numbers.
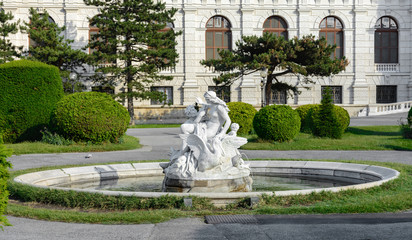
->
51, 92, 130, 143
0, 138, 12, 229
253, 105, 301, 142
295, 104, 319, 133
227, 102, 257, 135
0, 60, 64, 143
312, 89, 349, 139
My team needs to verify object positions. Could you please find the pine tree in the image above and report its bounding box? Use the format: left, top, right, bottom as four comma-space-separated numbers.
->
201, 33, 349, 105
84, 0, 181, 121
0, 2, 22, 64
22, 8, 88, 92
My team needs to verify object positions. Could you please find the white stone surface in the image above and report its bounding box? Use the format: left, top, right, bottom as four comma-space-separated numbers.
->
2, 0, 411, 116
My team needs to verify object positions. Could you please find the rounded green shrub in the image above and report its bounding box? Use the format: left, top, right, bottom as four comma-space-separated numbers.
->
0, 60, 64, 143
227, 102, 257, 135
295, 104, 319, 133
51, 92, 130, 143
0, 139, 12, 229
408, 107, 412, 126
253, 105, 301, 142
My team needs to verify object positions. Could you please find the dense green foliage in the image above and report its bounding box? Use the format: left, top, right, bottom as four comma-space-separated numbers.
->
312, 88, 347, 139
22, 8, 87, 93
253, 105, 301, 142
0, 138, 12, 229
400, 108, 412, 139
0, 60, 63, 142
0, 2, 22, 64
201, 33, 348, 105
84, 0, 181, 120
8, 179, 213, 211
227, 102, 257, 135
295, 104, 319, 133
51, 92, 130, 143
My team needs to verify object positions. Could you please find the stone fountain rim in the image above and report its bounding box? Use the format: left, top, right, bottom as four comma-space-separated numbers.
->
13, 160, 400, 202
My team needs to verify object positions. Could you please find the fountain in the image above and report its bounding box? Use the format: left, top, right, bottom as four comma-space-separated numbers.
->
160, 91, 252, 193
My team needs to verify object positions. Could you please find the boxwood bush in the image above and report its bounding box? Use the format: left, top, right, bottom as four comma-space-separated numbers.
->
312, 88, 349, 139
295, 104, 319, 133
0, 60, 63, 143
0, 138, 12, 229
51, 92, 130, 143
253, 105, 301, 142
227, 102, 257, 135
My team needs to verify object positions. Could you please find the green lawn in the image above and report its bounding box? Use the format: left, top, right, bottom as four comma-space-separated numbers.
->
242, 126, 412, 151
5, 135, 141, 155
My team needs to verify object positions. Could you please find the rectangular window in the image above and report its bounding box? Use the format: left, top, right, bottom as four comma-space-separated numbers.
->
151, 86, 173, 105
321, 86, 342, 104
270, 89, 287, 104
376, 85, 397, 103
91, 86, 115, 95
208, 86, 230, 103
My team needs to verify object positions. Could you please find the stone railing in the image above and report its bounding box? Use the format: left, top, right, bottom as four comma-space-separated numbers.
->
375, 63, 400, 72
358, 101, 412, 117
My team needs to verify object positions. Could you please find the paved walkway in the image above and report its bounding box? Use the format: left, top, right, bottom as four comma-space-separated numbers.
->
3, 112, 412, 240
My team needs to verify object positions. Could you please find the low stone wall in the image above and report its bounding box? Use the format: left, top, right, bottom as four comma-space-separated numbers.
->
14, 161, 399, 206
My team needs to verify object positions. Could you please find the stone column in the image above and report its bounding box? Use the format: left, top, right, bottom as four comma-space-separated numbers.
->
182, 7, 200, 105
351, 8, 370, 104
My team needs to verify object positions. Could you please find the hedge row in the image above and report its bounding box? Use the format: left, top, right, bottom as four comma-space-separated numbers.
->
0, 60, 63, 143
0, 139, 12, 229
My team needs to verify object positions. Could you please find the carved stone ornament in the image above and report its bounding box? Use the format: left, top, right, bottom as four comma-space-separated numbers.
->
160, 91, 253, 193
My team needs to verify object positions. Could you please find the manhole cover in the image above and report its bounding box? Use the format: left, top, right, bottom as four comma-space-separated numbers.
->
205, 215, 258, 224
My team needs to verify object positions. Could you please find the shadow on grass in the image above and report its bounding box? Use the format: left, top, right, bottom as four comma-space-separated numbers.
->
347, 127, 400, 137
382, 145, 412, 151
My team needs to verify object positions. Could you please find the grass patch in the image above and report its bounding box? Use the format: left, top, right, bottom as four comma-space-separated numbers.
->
242, 126, 412, 151
129, 124, 180, 128
5, 135, 141, 155
5, 160, 412, 224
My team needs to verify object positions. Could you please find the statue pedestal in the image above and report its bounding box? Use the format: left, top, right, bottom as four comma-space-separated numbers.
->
163, 168, 253, 193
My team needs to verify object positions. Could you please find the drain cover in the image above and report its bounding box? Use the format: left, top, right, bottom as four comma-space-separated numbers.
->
205, 215, 258, 224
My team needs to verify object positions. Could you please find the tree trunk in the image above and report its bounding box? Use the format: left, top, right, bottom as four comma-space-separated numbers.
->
265, 74, 273, 106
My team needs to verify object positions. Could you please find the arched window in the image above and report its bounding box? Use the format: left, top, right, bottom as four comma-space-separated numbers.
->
319, 16, 344, 59
206, 16, 231, 60
374, 16, 398, 63
263, 16, 288, 39
29, 15, 55, 48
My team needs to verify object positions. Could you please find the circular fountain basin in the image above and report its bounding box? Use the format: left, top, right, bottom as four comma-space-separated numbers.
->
14, 161, 400, 206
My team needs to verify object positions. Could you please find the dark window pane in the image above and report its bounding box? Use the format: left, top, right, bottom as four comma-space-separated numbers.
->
280, 18, 287, 28
321, 86, 342, 104
281, 31, 288, 40
376, 86, 397, 103
390, 32, 398, 47
375, 32, 382, 47
390, 48, 398, 63
151, 87, 173, 105
223, 32, 230, 47
375, 48, 381, 63
319, 32, 326, 39
271, 18, 279, 28
382, 48, 390, 63
271, 89, 287, 104
336, 19, 343, 29
382, 32, 390, 47
336, 31, 343, 47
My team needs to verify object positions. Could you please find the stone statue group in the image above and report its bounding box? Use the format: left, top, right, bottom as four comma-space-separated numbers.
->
161, 91, 252, 192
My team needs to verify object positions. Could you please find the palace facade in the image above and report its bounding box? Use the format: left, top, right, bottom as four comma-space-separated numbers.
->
4, 0, 412, 119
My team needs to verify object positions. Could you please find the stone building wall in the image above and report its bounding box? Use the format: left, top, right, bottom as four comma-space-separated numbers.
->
3, 0, 412, 119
